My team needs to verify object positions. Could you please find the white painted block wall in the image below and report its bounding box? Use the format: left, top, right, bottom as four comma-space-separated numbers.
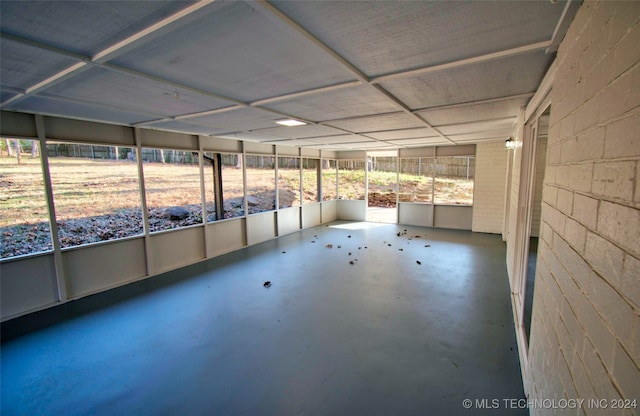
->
472, 141, 508, 234
525, 1, 640, 412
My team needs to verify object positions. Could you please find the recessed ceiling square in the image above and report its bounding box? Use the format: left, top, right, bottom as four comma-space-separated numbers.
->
263, 85, 399, 121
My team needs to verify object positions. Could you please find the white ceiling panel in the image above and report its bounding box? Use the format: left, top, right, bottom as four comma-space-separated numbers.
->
263, 85, 400, 121
0, 1, 193, 57
0, 0, 579, 151
334, 141, 395, 149
111, 1, 355, 103
388, 137, 450, 146
189, 107, 293, 132
1, 90, 20, 104
307, 135, 374, 145
217, 131, 290, 143
145, 120, 232, 136
325, 112, 424, 133
380, 51, 549, 110
11, 96, 153, 126
44, 67, 237, 117
416, 96, 530, 126
0, 37, 82, 91
448, 129, 515, 143
271, 1, 565, 77
436, 118, 517, 136
255, 124, 345, 140
262, 138, 322, 147
366, 128, 438, 141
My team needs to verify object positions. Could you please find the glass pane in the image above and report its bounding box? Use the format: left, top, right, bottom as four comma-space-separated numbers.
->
245, 155, 275, 214
203, 153, 248, 221
367, 156, 397, 207
48, 143, 142, 247
142, 148, 202, 232
221, 154, 244, 219
399, 157, 434, 203
434, 156, 475, 205
278, 156, 300, 208
302, 158, 319, 204
338, 160, 365, 200
321, 159, 337, 201
202, 153, 216, 222
1, 139, 52, 258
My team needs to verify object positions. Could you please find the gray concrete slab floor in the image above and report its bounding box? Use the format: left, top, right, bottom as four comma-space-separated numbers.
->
1, 221, 526, 415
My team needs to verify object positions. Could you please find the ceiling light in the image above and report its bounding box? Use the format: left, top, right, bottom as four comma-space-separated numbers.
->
275, 119, 307, 127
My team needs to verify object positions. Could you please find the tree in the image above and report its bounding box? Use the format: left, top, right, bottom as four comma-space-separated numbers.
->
31, 140, 39, 158
5, 139, 14, 157
14, 140, 22, 164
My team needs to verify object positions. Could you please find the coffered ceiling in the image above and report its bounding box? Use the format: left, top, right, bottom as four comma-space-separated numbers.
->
0, 0, 579, 150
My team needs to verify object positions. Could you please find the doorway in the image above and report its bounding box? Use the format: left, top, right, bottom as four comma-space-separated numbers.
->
521, 108, 549, 345
513, 105, 550, 351
366, 151, 397, 223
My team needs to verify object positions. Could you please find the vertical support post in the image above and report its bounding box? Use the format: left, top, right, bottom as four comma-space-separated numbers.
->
315, 157, 322, 203
214, 153, 223, 220
35, 115, 67, 302
198, 137, 209, 257
466, 157, 470, 180
274, 151, 280, 211
396, 154, 400, 223
364, 156, 369, 213
241, 143, 248, 218
134, 128, 152, 276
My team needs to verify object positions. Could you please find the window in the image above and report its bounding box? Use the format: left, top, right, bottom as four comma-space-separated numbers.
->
399, 157, 434, 203
321, 159, 337, 201
47, 142, 143, 247
277, 156, 300, 208
142, 148, 202, 232
245, 155, 276, 214
203, 152, 245, 220
302, 158, 319, 204
434, 156, 475, 205
1, 139, 52, 258
338, 160, 365, 200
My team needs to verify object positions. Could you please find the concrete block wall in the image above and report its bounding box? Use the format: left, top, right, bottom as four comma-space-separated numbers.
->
525, 1, 640, 413
472, 141, 508, 234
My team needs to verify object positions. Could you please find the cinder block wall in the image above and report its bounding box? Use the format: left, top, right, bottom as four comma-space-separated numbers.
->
526, 1, 640, 410
472, 141, 508, 234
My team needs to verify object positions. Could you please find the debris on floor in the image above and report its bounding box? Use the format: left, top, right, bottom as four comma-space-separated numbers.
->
282, 251, 286, 254
416, 260, 422, 265
348, 235, 351, 238
399, 248, 403, 251
263, 281, 272, 287
326, 244, 333, 248
349, 260, 354, 265
425, 244, 431, 247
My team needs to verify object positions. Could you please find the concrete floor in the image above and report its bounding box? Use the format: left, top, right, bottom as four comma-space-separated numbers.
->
1, 221, 526, 415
